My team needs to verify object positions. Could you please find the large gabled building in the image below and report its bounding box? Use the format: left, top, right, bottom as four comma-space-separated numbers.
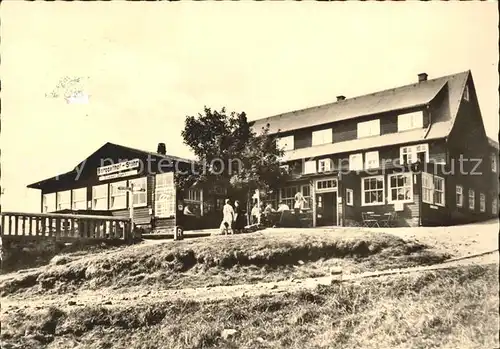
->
252, 70, 499, 227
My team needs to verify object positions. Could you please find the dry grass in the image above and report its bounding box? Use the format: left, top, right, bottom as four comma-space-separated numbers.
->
1, 264, 498, 349
0, 229, 449, 297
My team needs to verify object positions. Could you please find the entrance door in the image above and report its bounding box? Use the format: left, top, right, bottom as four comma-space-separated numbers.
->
316, 192, 337, 226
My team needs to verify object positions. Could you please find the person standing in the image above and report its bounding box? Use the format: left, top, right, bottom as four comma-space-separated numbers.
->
233, 200, 246, 233
220, 199, 235, 235
250, 202, 261, 225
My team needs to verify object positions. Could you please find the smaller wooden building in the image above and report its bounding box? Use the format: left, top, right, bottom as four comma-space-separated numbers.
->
27, 142, 224, 233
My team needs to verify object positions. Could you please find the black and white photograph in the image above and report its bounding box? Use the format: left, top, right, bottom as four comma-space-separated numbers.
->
0, 1, 498, 348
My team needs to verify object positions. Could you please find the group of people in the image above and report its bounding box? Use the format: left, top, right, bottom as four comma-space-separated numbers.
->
219, 199, 247, 234
218, 191, 309, 234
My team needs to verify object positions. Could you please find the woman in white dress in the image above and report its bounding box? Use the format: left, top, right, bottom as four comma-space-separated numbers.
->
220, 199, 235, 235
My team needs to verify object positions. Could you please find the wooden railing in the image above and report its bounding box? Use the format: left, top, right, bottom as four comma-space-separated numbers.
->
0, 211, 133, 241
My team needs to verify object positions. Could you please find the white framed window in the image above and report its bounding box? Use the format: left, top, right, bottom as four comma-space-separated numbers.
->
463, 85, 469, 102
468, 189, 475, 210
400, 143, 429, 164
349, 153, 363, 171
130, 177, 147, 207
316, 179, 337, 192
312, 129, 333, 146
456, 185, 463, 208
422, 173, 445, 206
361, 175, 385, 206
186, 189, 201, 202
480, 193, 486, 212
318, 158, 333, 173
357, 119, 380, 138
388, 173, 413, 203
42, 193, 56, 213
277, 136, 294, 151
397, 111, 424, 132
56, 190, 71, 211
491, 153, 497, 173
434, 176, 445, 206
110, 180, 127, 210
493, 198, 498, 215
72, 188, 87, 210
346, 189, 353, 206
155, 172, 175, 218
365, 151, 380, 170
280, 185, 311, 209
92, 183, 108, 210
304, 160, 317, 174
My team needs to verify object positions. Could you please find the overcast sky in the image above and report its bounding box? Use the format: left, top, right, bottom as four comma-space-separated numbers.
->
1, 2, 498, 212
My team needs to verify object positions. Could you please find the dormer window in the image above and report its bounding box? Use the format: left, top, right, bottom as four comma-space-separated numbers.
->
400, 144, 429, 164
397, 111, 424, 132
357, 119, 380, 138
463, 85, 470, 102
277, 135, 294, 151
312, 128, 333, 146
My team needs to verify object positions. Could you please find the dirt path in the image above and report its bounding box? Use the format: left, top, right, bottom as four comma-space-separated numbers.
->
2, 250, 497, 314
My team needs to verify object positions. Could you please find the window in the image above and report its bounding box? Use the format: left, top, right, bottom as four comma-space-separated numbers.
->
92, 184, 108, 210
400, 143, 429, 164
186, 189, 201, 202
357, 119, 380, 138
280, 185, 311, 209
312, 129, 333, 146
433, 176, 445, 206
349, 153, 363, 171
277, 136, 294, 151
456, 185, 463, 208
479, 193, 486, 212
130, 177, 147, 207
346, 189, 353, 206
468, 189, 475, 210
72, 188, 87, 210
422, 173, 445, 206
365, 151, 380, 170
318, 158, 333, 173
361, 176, 384, 206
42, 193, 56, 213
491, 153, 497, 173
463, 85, 469, 102
493, 198, 498, 215
155, 172, 175, 218
110, 181, 127, 210
388, 173, 413, 203
56, 190, 71, 211
316, 179, 337, 191
304, 160, 317, 174
397, 111, 424, 132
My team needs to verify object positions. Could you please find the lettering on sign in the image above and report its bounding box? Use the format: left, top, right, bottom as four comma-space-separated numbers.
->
97, 159, 141, 176
98, 169, 139, 181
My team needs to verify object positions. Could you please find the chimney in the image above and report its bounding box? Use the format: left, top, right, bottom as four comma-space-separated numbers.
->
418, 73, 428, 82
157, 142, 166, 155
336, 95, 346, 102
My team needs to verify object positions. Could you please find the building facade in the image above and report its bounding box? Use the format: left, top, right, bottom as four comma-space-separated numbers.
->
27, 142, 221, 232
252, 70, 499, 227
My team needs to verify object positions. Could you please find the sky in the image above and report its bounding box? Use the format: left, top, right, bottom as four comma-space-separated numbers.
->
1, 1, 498, 213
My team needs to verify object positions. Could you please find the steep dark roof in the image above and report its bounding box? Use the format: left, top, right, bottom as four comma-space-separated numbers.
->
251, 71, 470, 162
27, 142, 195, 189
252, 71, 469, 136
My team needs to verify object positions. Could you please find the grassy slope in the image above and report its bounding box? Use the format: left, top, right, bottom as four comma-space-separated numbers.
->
1, 230, 449, 297
1, 264, 498, 349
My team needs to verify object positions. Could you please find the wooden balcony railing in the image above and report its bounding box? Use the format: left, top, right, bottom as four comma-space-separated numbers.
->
0, 211, 133, 241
